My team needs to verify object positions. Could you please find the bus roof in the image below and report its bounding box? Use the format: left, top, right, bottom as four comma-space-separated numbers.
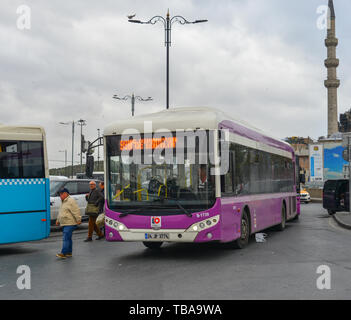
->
104, 107, 292, 151
0, 125, 45, 141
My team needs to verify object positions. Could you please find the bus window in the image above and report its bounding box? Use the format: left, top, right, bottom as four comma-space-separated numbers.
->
21, 141, 45, 178
0, 141, 20, 178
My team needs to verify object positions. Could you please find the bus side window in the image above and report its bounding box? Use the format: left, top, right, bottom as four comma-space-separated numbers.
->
221, 148, 234, 195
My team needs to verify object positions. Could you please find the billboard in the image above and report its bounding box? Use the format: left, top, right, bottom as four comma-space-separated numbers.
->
309, 144, 324, 182
323, 142, 349, 180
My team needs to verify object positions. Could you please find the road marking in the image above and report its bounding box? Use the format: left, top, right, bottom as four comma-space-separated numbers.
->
0, 284, 5, 288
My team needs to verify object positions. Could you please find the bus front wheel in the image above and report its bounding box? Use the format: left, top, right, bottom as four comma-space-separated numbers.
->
233, 210, 250, 249
143, 242, 163, 250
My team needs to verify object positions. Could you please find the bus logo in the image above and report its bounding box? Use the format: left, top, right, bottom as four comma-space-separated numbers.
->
151, 216, 161, 229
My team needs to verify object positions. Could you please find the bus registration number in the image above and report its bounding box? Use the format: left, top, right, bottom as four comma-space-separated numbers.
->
145, 233, 170, 240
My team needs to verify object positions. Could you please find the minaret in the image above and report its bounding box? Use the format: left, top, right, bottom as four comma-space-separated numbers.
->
324, 0, 340, 137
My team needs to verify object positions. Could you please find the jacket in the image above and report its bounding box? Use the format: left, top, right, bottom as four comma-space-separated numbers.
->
85, 188, 104, 217
57, 196, 82, 226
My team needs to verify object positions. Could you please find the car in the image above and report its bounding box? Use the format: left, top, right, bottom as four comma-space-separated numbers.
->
299, 188, 311, 203
323, 179, 349, 215
49, 177, 102, 224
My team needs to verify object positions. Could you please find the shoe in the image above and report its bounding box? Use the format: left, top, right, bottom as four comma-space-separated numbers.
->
84, 238, 92, 242
96, 235, 105, 240
65, 253, 72, 258
56, 253, 67, 259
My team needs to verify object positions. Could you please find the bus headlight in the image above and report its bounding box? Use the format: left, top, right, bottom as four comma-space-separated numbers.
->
187, 215, 220, 233
105, 217, 128, 232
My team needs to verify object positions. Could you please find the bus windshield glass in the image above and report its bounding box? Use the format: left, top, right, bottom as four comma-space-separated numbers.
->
106, 131, 216, 215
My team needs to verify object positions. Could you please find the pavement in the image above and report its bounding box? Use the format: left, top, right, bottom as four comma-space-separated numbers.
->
333, 212, 351, 230
310, 198, 351, 230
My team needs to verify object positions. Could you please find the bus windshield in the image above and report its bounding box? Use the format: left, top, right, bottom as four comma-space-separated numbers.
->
106, 131, 216, 215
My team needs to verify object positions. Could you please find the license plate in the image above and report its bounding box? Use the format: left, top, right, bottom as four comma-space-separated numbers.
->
145, 233, 170, 240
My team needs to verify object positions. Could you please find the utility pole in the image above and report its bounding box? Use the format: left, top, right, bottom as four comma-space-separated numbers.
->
60, 121, 76, 178
71, 121, 74, 177
97, 128, 100, 171
77, 119, 87, 173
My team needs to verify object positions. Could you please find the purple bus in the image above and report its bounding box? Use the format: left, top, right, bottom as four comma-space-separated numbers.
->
103, 107, 298, 249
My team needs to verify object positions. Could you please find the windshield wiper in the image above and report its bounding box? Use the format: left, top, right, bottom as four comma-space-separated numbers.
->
114, 199, 193, 218
153, 198, 192, 218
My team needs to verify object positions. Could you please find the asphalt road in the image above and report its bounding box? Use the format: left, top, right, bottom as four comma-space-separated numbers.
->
1, 203, 351, 300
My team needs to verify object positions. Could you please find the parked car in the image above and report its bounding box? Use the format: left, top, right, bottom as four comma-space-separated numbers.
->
323, 179, 349, 215
299, 188, 311, 203
49, 177, 102, 224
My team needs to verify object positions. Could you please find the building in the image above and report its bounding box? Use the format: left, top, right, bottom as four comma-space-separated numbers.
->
285, 137, 313, 181
339, 108, 351, 133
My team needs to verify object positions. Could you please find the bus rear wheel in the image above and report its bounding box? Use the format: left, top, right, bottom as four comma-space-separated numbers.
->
143, 242, 163, 250
275, 204, 286, 231
233, 210, 250, 249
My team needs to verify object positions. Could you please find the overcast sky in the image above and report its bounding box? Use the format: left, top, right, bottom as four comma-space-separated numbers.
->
1, 0, 351, 169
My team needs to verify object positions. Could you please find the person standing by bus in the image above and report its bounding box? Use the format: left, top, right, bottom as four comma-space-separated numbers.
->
55, 188, 82, 259
84, 181, 104, 242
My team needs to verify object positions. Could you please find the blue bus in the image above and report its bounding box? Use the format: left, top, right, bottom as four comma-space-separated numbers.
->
0, 125, 50, 244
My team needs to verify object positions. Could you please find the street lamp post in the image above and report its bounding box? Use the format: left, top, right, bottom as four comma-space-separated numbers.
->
113, 93, 152, 116
77, 119, 87, 173
97, 128, 100, 171
59, 121, 75, 178
129, 10, 207, 109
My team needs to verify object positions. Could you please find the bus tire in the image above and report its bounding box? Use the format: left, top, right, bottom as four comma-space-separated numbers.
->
143, 242, 163, 250
275, 203, 286, 231
233, 210, 250, 249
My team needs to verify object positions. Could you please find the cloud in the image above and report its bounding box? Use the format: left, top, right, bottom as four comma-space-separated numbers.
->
1, 0, 351, 169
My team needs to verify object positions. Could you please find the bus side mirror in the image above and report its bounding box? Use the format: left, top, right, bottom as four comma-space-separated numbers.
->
86, 155, 94, 178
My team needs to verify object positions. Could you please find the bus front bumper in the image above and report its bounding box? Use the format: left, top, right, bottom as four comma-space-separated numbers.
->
105, 215, 220, 243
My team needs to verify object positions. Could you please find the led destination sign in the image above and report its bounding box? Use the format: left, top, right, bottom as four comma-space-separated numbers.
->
120, 137, 177, 151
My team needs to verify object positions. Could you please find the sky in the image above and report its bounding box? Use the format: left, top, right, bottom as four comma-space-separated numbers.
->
1, 0, 351, 169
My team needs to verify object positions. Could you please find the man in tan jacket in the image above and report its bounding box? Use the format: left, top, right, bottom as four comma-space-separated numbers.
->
55, 188, 82, 259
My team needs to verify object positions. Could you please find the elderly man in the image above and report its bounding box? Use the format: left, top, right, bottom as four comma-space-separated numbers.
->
56, 188, 82, 259
84, 180, 104, 242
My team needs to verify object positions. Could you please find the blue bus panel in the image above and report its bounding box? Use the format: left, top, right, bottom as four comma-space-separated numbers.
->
0, 178, 50, 244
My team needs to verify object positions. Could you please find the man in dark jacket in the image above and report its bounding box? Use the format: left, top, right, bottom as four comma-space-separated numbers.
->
84, 181, 104, 242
